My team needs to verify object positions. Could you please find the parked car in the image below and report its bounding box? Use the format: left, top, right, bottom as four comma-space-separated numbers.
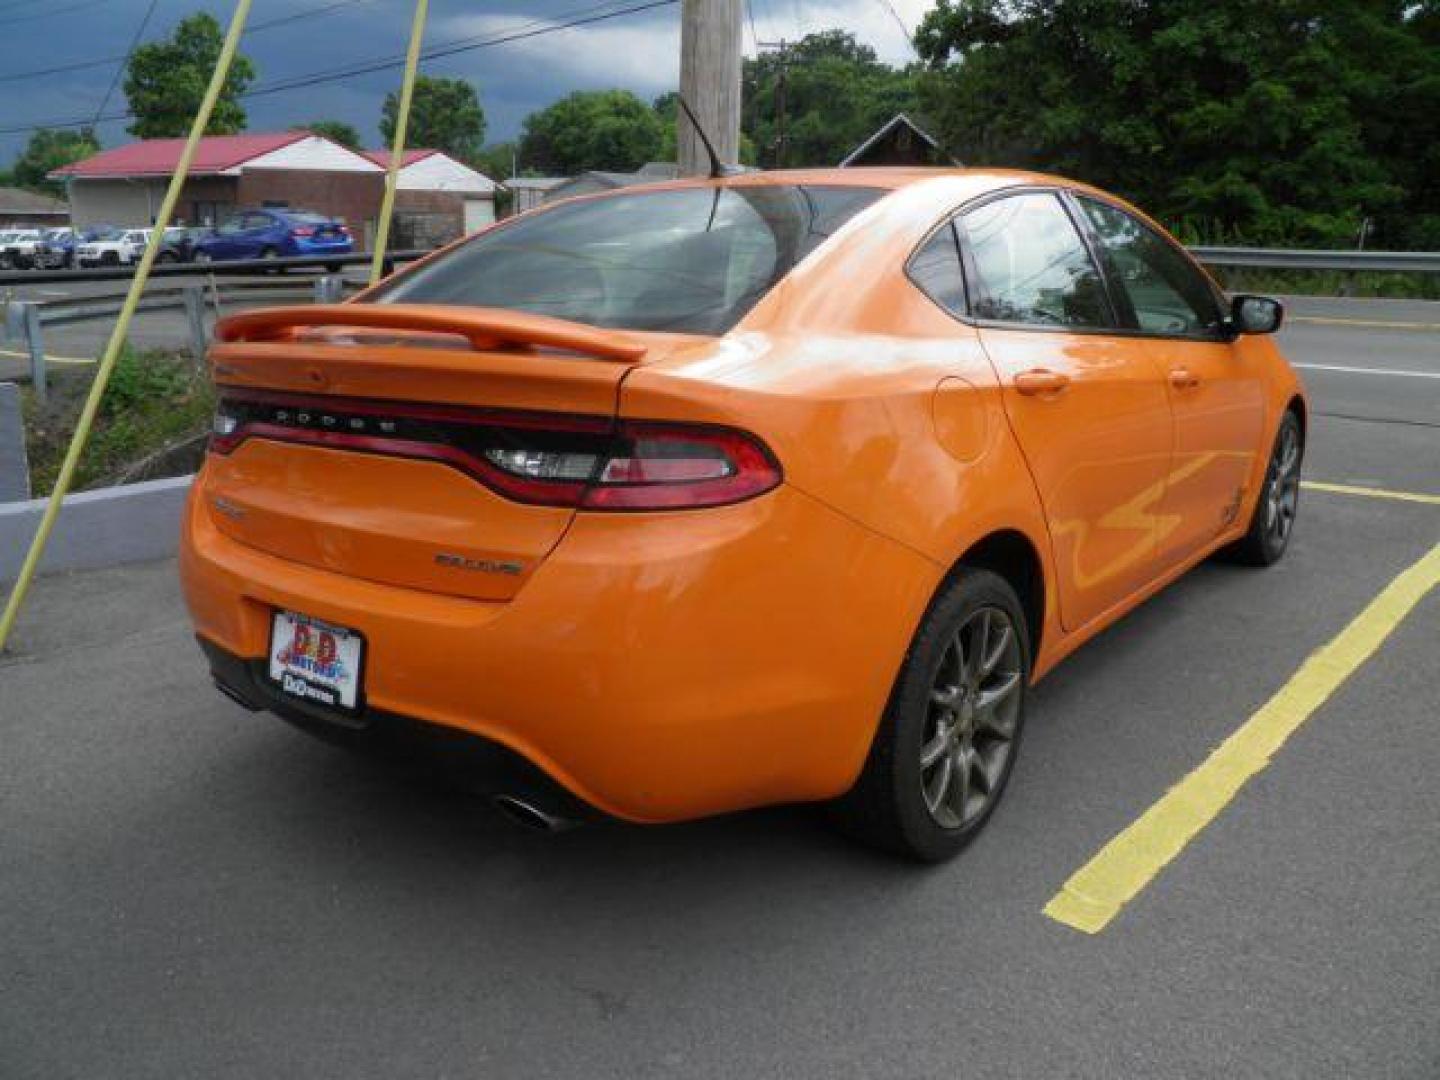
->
76, 227, 152, 267
156, 226, 211, 264
0, 228, 44, 269
182, 168, 1306, 861
191, 208, 353, 268
30, 227, 76, 269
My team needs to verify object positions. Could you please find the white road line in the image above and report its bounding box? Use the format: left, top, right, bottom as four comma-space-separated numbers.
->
1294, 362, 1440, 380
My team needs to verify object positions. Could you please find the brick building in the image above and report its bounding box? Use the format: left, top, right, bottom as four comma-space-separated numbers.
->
51, 133, 500, 248
52, 133, 384, 231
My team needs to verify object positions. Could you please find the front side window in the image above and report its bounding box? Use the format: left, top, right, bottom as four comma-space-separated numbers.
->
958, 193, 1112, 329
1078, 197, 1224, 338
373, 184, 885, 335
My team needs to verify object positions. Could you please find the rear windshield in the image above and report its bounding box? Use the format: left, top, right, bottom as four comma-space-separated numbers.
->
372, 184, 885, 335
284, 210, 332, 224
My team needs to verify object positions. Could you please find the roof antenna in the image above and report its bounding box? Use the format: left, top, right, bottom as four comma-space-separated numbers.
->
678, 94, 743, 179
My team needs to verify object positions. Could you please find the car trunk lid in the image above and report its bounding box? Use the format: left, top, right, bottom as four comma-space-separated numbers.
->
202, 304, 687, 601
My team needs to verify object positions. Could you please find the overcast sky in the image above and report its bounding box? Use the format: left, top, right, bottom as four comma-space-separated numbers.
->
0, 0, 933, 170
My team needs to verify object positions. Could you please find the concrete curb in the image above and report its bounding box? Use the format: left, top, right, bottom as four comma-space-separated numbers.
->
1, 474, 193, 584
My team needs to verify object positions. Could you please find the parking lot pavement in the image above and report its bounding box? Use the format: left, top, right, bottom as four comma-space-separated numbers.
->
2, 305, 1439, 1077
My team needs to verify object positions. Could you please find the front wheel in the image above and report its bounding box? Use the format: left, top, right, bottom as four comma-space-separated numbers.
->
830, 569, 1030, 862
1223, 410, 1303, 566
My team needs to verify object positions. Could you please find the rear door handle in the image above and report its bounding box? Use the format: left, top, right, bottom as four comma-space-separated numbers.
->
1014, 369, 1071, 396
1169, 367, 1201, 390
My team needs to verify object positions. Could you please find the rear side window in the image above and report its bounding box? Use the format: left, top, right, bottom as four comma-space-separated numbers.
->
373, 184, 884, 335
907, 222, 967, 317
958, 193, 1112, 329
1078, 197, 1224, 338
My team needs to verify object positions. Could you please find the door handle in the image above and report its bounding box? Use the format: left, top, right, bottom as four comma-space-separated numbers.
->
1014, 369, 1071, 396
1169, 367, 1201, 390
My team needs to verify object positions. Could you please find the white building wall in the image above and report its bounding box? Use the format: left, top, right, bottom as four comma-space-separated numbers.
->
397, 154, 496, 194
239, 135, 382, 174
66, 178, 167, 228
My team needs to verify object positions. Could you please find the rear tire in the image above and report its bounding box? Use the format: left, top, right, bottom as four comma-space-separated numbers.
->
260, 246, 282, 274
1222, 410, 1303, 566
829, 569, 1030, 862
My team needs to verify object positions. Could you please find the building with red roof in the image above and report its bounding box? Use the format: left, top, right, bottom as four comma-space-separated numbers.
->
50, 132, 498, 244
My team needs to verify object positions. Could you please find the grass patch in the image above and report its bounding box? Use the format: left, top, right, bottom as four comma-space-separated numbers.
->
23, 345, 214, 494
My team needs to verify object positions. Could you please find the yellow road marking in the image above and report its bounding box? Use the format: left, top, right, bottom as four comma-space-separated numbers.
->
1045, 541, 1440, 934
1291, 315, 1440, 332
1302, 480, 1440, 507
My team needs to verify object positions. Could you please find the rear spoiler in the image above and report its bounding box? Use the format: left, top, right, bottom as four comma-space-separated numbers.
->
214, 304, 647, 362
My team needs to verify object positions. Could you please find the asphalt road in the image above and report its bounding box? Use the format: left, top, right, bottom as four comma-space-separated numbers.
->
2, 297, 1438, 1077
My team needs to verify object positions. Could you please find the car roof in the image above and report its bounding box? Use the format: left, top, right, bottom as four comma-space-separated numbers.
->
581, 166, 1063, 194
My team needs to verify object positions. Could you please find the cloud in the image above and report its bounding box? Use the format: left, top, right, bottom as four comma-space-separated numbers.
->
0, 0, 935, 164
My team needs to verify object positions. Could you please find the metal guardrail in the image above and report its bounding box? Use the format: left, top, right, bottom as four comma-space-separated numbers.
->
0, 248, 429, 287
1189, 247, 1440, 274
4, 242, 1438, 404
3, 273, 360, 404
0, 250, 432, 403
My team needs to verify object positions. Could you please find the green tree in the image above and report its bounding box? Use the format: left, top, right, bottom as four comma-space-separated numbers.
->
293, 120, 361, 150
519, 90, 664, 174
124, 13, 255, 138
914, 0, 1440, 248
653, 91, 756, 166
380, 76, 485, 162
742, 29, 920, 168
12, 128, 100, 195
474, 141, 517, 181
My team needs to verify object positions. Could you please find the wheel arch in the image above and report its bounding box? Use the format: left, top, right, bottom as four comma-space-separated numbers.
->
1287, 393, 1307, 439
945, 528, 1047, 663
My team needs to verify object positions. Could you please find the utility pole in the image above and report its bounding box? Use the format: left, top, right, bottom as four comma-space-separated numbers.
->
756, 38, 790, 168
678, 0, 742, 175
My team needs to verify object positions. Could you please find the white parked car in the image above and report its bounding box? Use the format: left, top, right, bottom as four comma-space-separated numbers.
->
76, 228, 152, 267
0, 228, 44, 269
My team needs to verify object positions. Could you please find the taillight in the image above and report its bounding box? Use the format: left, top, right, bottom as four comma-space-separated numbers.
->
209, 391, 780, 511
290, 226, 315, 237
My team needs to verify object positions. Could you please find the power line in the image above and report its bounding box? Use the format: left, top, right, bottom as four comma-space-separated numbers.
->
0, 0, 108, 26
0, 0, 682, 135
91, 0, 161, 131
872, 0, 918, 58
215, 0, 681, 100
0, 0, 379, 85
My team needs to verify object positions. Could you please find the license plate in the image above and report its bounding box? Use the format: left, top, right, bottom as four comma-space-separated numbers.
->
267, 611, 364, 714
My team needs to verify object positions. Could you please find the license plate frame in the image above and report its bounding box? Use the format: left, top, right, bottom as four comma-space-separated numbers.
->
266, 610, 366, 717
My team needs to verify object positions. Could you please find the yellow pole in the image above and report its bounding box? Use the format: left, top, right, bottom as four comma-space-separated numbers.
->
369, 0, 430, 286
0, 0, 254, 654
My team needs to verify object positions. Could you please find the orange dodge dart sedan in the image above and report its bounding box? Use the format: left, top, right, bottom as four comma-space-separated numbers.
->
181, 168, 1306, 860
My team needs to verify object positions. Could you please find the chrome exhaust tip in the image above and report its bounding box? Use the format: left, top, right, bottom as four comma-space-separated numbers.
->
492, 793, 577, 833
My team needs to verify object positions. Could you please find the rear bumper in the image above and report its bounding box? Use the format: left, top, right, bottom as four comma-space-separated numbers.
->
180, 474, 939, 823
290, 238, 353, 255
199, 636, 602, 822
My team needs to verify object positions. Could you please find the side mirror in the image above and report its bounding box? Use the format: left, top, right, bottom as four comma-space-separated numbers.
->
1229, 294, 1284, 336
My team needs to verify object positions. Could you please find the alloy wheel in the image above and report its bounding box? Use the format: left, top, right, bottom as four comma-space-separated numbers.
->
919, 606, 1023, 829
1265, 421, 1301, 546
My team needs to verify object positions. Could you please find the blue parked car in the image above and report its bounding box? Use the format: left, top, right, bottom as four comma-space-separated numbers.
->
192, 208, 353, 269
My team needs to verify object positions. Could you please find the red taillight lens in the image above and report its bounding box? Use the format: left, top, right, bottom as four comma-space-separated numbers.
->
581, 423, 779, 509
209, 392, 780, 511
290, 226, 315, 237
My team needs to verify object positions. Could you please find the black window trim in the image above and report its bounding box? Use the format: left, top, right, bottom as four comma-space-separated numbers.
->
1063, 189, 1232, 344
902, 216, 970, 319
902, 182, 1239, 344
